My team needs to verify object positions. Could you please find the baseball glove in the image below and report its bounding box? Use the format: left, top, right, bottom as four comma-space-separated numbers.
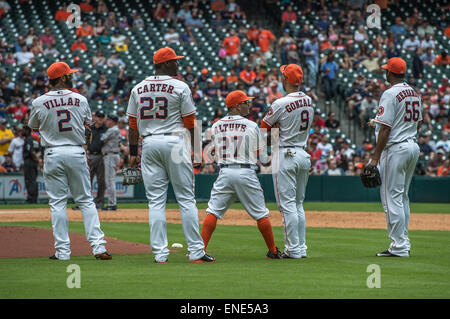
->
122, 168, 143, 185
360, 165, 381, 188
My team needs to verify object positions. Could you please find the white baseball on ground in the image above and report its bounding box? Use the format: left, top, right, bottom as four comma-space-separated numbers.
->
171, 243, 183, 248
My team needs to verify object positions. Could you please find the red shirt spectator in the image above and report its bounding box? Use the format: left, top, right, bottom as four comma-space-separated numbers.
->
211, 0, 226, 12
281, 5, 297, 24
258, 29, 275, 52
313, 112, 325, 128
435, 52, 450, 66
309, 141, 322, 162
71, 38, 87, 52
76, 22, 94, 37
222, 32, 241, 56
80, 0, 95, 13
55, 5, 71, 21
153, 3, 166, 20
7, 103, 29, 121
39, 29, 55, 46
240, 66, 256, 85
247, 25, 259, 44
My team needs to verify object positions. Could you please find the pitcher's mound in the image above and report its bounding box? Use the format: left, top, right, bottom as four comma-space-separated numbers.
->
0, 226, 151, 258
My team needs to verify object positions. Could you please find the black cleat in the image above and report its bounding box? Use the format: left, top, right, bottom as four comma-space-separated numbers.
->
72, 206, 80, 210
376, 250, 401, 257
95, 252, 112, 260
266, 247, 282, 259
49, 254, 58, 260
102, 205, 117, 211
190, 253, 215, 263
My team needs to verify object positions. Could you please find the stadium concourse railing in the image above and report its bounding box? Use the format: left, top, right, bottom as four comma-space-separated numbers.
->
0, 173, 449, 204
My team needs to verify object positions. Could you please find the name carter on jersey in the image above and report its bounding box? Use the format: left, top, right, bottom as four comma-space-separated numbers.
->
136, 83, 175, 95
285, 98, 312, 113
43, 97, 81, 109
214, 123, 247, 134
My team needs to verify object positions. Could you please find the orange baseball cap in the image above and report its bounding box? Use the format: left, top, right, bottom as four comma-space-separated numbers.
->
280, 64, 303, 86
201, 68, 209, 74
153, 47, 184, 64
225, 90, 254, 108
381, 57, 406, 75
47, 61, 79, 80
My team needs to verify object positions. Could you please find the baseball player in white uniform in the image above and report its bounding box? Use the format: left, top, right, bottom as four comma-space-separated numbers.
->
28, 61, 111, 260
261, 64, 313, 259
126, 47, 214, 263
368, 57, 421, 257
200, 90, 282, 259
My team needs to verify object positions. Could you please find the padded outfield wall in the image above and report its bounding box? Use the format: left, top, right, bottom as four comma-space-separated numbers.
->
0, 174, 448, 203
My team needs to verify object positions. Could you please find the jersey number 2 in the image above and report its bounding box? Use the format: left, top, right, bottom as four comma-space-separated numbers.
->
140, 97, 168, 120
57, 110, 72, 132
404, 101, 420, 122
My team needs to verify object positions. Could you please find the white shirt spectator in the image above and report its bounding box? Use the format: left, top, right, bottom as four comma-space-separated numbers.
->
317, 141, 333, 158
0, 0, 11, 12
354, 30, 367, 42
107, 55, 125, 68
164, 31, 180, 44
110, 34, 126, 46
402, 38, 421, 51
421, 39, 435, 50
8, 136, 24, 169
13, 51, 34, 65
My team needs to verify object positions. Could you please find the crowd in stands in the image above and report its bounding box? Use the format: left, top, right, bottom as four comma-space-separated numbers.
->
0, 0, 449, 178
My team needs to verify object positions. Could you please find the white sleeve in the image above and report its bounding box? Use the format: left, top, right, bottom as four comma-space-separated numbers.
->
84, 98, 92, 125
28, 102, 40, 130
180, 85, 196, 117
262, 101, 283, 127
126, 90, 138, 118
374, 92, 395, 127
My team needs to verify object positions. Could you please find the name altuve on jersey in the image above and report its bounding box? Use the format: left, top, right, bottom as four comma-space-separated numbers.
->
43, 97, 81, 109
214, 123, 247, 134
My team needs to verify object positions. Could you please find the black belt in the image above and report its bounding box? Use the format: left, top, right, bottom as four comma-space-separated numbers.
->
280, 145, 306, 150
142, 133, 174, 138
45, 144, 82, 149
220, 164, 255, 169
103, 152, 119, 155
90, 152, 102, 155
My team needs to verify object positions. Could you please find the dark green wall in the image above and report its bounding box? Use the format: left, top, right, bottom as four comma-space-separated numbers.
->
134, 175, 450, 203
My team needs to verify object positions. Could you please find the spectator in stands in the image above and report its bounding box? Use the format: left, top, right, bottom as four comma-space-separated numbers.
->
104, 11, 118, 29
239, 64, 256, 87
76, 21, 94, 37
418, 133, 434, 157
212, 70, 224, 85
312, 111, 325, 128
6, 99, 28, 121
302, 34, 319, 88
71, 36, 87, 52
317, 134, 333, 159
97, 30, 111, 45
211, 12, 226, 31
198, 68, 209, 86
111, 30, 128, 52
420, 47, 436, 66
354, 25, 368, 42
434, 51, 450, 66
412, 48, 424, 78
183, 66, 196, 84
278, 29, 295, 65
417, 20, 435, 38
79, 0, 94, 12
203, 79, 219, 98
321, 52, 338, 103
13, 45, 34, 66
39, 27, 55, 47
403, 32, 421, 52
131, 11, 145, 29
164, 28, 180, 44
1, 153, 15, 172
281, 5, 297, 29
246, 23, 259, 46
7, 126, 24, 170
107, 52, 125, 68
340, 51, 353, 69
421, 33, 435, 50
217, 80, 230, 98
96, 0, 108, 14
82, 75, 96, 99
55, 3, 70, 21
20, 66, 33, 84
324, 158, 344, 176
222, 29, 241, 67
257, 26, 275, 60
267, 82, 283, 104
0, 0, 11, 18
226, 69, 239, 86
325, 112, 340, 130
231, 5, 246, 22
437, 159, 449, 177
427, 149, 445, 176
119, 16, 129, 29
93, 19, 105, 37
175, 2, 191, 24
97, 73, 111, 92
92, 49, 106, 67
340, 139, 354, 159
185, 9, 204, 29
153, 2, 166, 20
317, 13, 330, 32
297, 23, 312, 44
359, 92, 377, 126
308, 139, 322, 165
390, 17, 406, 37
287, 44, 300, 64
91, 86, 107, 101
0, 118, 13, 164
385, 41, 400, 59
436, 131, 450, 153
346, 80, 365, 119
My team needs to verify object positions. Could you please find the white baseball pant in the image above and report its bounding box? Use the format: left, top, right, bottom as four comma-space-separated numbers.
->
379, 139, 419, 257
103, 153, 120, 206
141, 135, 205, 262
43, 145, 107, 260
272, 147, 311, 258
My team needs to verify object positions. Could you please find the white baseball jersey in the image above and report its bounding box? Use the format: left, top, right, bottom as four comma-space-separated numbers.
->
262, 92, 314, 147
28, 89, 91, 147
374, 82, 422, 147
210, 115, 263, 165
126, 75, 195, 135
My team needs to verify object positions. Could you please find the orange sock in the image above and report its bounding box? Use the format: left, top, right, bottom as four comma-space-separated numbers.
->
201, 214, 218, 250
257, 217, 277, 253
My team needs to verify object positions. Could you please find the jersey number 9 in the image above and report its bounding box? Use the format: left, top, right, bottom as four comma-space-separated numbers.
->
140, 97, 168, 120
299, 110, 310, 131
404, 101, 420, 122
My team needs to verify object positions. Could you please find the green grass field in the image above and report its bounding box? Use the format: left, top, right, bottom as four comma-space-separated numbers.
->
1, 201, 449, 214
1, 218, 449, 299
